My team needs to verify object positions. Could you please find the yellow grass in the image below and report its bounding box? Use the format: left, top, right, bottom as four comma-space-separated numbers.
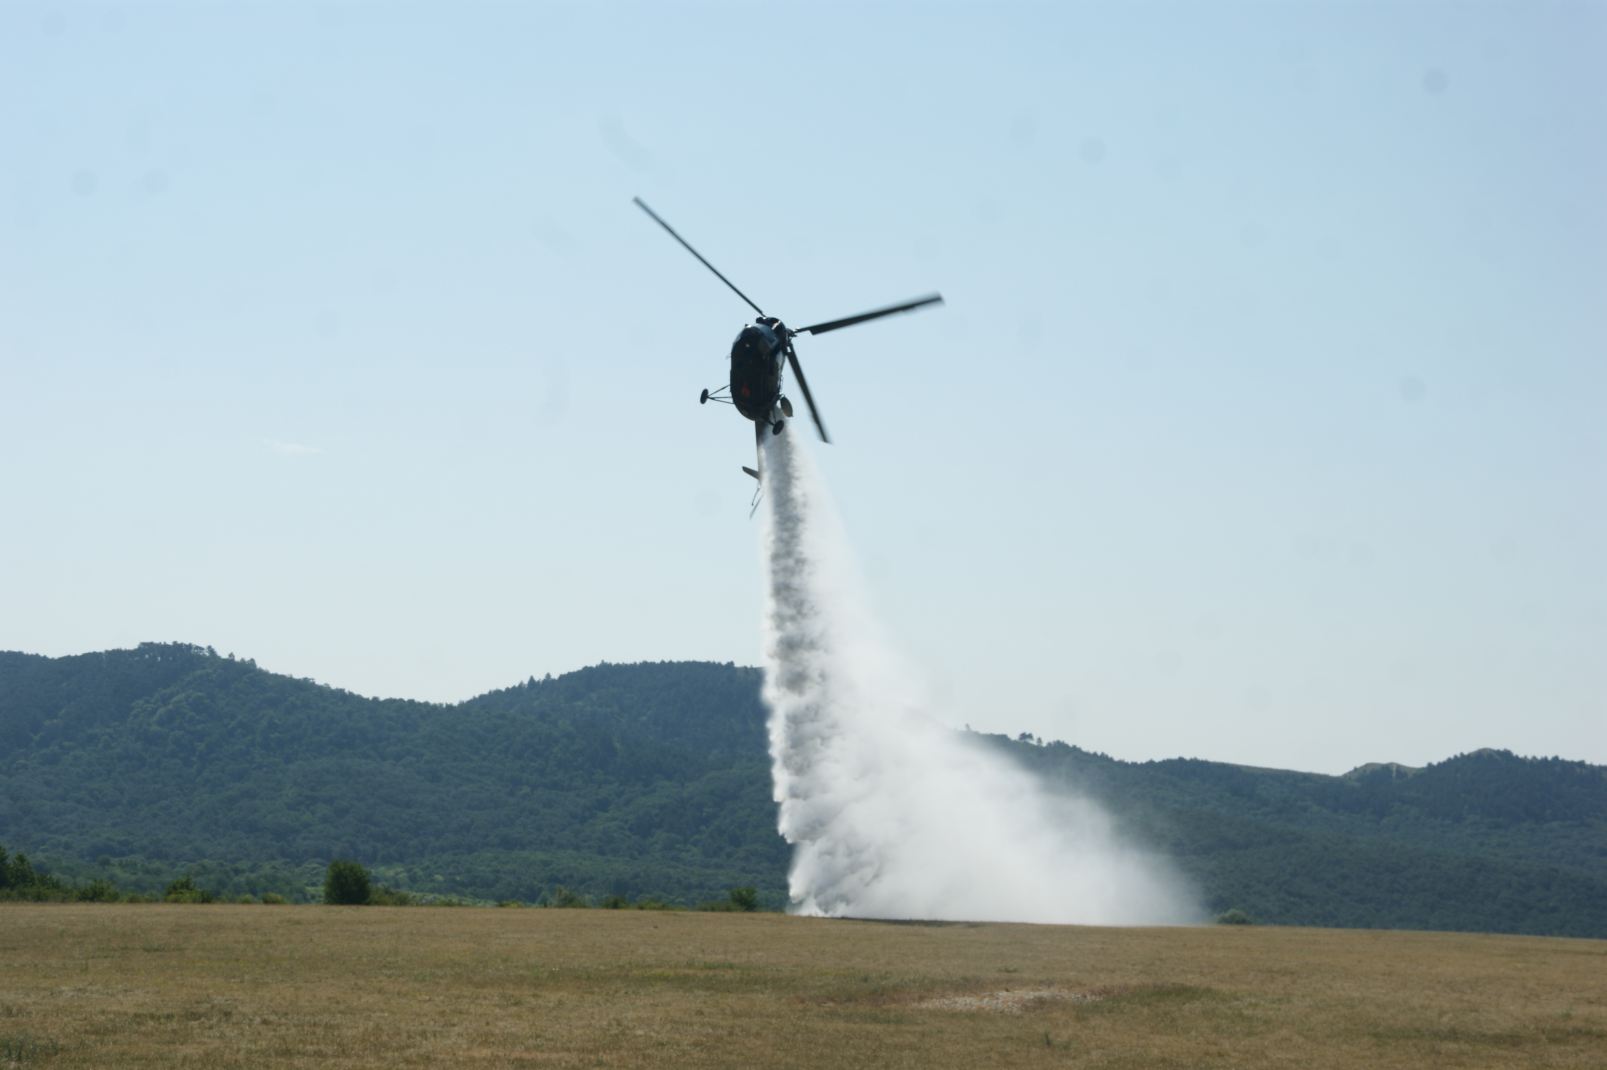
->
1, 904, 1602, 1068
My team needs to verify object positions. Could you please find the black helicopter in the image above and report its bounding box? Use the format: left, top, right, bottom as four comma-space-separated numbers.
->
634, 197, 943, 480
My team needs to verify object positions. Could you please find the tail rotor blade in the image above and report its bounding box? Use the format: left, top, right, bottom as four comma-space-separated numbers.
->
794, 293, 943, 336
632, 197, 766, 318
785, 341, 830, 443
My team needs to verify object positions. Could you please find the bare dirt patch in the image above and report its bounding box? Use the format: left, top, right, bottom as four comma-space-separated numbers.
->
911, 986, 1100, 1013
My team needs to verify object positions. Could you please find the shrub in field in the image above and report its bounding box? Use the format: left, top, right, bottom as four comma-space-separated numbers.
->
696, 887, 763, 912
164, 875, 214, 903
548, 886, 590, 908
369, 884, 414, 906
1216, 908, 1253, 925
76, 879, 122, 903
323, 860, 372, 905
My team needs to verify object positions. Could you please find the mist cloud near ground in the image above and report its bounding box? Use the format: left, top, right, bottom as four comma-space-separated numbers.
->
760, 431, 1200, 924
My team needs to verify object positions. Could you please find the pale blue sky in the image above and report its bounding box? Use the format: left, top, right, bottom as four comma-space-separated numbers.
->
2, 1, 1602, 773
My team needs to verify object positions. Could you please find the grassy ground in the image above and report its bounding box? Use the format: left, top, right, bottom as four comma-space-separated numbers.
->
1, 905, 1603, 1069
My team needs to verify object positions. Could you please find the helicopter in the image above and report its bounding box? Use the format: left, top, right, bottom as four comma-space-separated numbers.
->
633, 197, 943, 480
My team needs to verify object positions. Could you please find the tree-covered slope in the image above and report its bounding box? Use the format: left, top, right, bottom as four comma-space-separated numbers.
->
986, 738, 1607, 936
2, 642, 1603, 935
0, 643, 785, 905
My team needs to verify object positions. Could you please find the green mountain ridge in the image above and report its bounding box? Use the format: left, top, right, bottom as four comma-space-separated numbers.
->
2, 642, 1604, 936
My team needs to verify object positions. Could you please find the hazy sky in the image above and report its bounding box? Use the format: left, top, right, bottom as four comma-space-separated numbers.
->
3, 1, 1602, 774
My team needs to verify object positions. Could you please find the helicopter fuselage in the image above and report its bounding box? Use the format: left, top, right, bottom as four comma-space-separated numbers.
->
729, 319, 787, 424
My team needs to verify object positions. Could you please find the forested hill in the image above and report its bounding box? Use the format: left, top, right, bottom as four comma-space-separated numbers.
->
0, 643, 781, 907
2, 642, 1604, 937
987, 739, 1607, 937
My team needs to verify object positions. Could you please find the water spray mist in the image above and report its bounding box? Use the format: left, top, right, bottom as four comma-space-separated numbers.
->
759, 431, 1199, 924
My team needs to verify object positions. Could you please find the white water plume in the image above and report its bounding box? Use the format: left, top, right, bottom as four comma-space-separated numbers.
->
759, 431, 1199, 925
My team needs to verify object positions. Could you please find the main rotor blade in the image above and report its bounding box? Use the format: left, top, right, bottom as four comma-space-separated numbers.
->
632, 197, 765, 318
793, 293, 944, 336
785, 341, 830, 443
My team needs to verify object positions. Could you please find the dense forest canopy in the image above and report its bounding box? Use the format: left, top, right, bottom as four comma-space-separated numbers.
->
2, 642, 1603, 935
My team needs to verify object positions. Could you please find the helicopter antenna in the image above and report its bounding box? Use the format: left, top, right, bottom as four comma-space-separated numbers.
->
633, 197, 766, 318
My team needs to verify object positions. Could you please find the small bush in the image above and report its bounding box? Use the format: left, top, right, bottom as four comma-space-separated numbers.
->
369, 885, 414, 906
1216, 908, 1253, 926
323, 860, 372, 905
548, 886, 589, 908
76, 879, 121, 903
259, 893, 288, 905
728, 886, 760, 912
164, 875, 214, 904
600, 895, 628, 910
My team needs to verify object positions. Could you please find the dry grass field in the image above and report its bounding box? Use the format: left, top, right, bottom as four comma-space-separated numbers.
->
1, 904, 1602, 1069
